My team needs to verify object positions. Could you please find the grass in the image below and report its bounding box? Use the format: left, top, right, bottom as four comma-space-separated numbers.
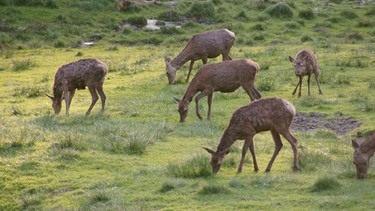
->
0, 0, 375, 210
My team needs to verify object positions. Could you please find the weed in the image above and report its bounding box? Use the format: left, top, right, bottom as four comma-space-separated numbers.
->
187, 1, 215, 20
257, 76, 276, 91
252, 23, 265, 31
127, 16, 147, 28
298, 147, 332, 171
310, 176, 341, 192
199, 183, 230, 194
299, 8, 314, 20
340, 10, 358, 19
266, 3, 293, 19
12, 59, 36, 72
301, 34, 314, 42
251, 175, 275, 188
75, 51, 83, 57
299, 96, 327, 107
166, 154, 213, 178
228, 178, 245, 188
159, 182, 175, 193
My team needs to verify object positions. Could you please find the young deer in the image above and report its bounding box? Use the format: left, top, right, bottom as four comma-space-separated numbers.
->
173, 59, 261, 122
204, 97, 300, 174
288, 49, 323, 97
46, 58, 108, 116
352, 132, 375, 179
165, 29, 235, 84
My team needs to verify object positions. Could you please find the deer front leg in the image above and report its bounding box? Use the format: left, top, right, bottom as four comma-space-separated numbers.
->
96, 85, 106, 113
247, 136, 259, 172
207, 93, 213, 120
315, 74, 323, 95
186, 60, 195, 82
238, 135, 256, 173
292, 78, 300, 96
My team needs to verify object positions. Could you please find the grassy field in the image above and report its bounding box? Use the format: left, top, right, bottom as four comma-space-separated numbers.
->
1, 0, 375, 210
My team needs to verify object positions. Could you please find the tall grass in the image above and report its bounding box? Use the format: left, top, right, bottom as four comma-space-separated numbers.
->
166, 154, 213, 178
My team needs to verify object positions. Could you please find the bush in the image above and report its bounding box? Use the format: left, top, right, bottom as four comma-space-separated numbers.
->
299, 8, 314, 20
266, 2, 293, 19
187, 1, 215, 20
340, 10, 358, 19
127, 16, 147, 28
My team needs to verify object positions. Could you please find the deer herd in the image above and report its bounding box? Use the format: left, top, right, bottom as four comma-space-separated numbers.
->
46, 29, 373, 179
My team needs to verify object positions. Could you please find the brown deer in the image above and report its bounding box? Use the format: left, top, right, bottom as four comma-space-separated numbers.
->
203, 97, 300, 174
164, 28, 235, 84
288, 49, 323, 97
352, 132, 375, 179
46, 58, 108, 116
173, 59, 261, 122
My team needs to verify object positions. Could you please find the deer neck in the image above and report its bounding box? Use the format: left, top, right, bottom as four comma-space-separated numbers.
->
171, 48, 194, 69
360, 137, 375, 155
217, 130, 236, 153
182, 82, 198, 102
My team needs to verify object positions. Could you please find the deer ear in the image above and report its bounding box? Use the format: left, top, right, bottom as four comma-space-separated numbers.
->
288, 56, 295, 63
45, 93, 54, 100
302, 55, 308, 61
203, 147, 215, 155
164, 57, 172, 64
352, 140, 359, 149
173, 96, 181, 103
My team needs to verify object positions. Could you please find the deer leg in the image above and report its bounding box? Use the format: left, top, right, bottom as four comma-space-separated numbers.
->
68, 89, 76, 108
307, 74, 311, 96
242, 83, 261, 101
186, 60, 195, 82
315, 74, 323, 95
238, 135, 256, 174
96, 84, 106, 113
292, 77, 301, 96
207, 93, 213, 120
280, 130, 300, 171
266, 130, 283, 172
194, 91, 209, 120
63, 88, 70, 116
247, 135, 259, 172
86, 86, 99, 116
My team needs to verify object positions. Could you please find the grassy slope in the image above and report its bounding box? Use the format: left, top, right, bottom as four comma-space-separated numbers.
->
1, 0, 375, 210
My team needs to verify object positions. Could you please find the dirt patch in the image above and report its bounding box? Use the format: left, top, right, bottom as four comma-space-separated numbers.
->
291, 112, 361, 135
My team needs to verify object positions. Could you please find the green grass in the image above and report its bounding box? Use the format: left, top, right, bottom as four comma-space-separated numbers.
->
0, 0, 375, 210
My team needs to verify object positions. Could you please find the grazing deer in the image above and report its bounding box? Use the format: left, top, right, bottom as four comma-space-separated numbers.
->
173, 59, 261, 122
203, 97, 300, 174
164, 28, 235, 84
46, 58, 108, 116
288, 49, 323, 97
352, 132, 375, 179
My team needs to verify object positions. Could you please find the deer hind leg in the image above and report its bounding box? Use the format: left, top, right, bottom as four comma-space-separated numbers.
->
96, 84, 106, 113
86, 86, 99, 116
266, 130, 283, 172
206, 93, 213, 120
307, 74, 312, 96
242, 82, 261, 101
280, 130, 300, 171
238, 135, 257, 174
315, 74, 323, 95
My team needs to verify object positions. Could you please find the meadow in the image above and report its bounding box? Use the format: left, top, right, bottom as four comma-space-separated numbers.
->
0, 0, 375, 210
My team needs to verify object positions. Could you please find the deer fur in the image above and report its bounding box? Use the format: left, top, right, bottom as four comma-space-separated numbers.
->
164, 28, 235, 84
288, 49, 323, 97
203, 97, 300, 174
173, 59, 261, 122
46, 58, 108, 116
352, 132, 375, 179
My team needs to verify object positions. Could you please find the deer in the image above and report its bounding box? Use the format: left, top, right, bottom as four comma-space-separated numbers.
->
352, 132, 375, 179
173, 59, 261, 122
203, 97, 300, 175
46, 58, 108, 116
164, 28, 235, 84
288, 49, 323, 97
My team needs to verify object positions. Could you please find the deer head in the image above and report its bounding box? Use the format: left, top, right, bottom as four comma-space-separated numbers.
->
352, 139, 372, 179
45, 93, 63, 115
203, 147, 230, 174
165, 57, 177, 84
173, 97, 189, 122
289, 55, 308, 75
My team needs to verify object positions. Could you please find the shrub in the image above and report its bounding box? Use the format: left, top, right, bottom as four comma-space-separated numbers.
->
301, 34, 314, 42
187, 1, 215, 20
266, 2, 293, 19
127, 16, 147, 28
311, 177, 341, 192
299, 8, 314, 20
340, 10, 358, 19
